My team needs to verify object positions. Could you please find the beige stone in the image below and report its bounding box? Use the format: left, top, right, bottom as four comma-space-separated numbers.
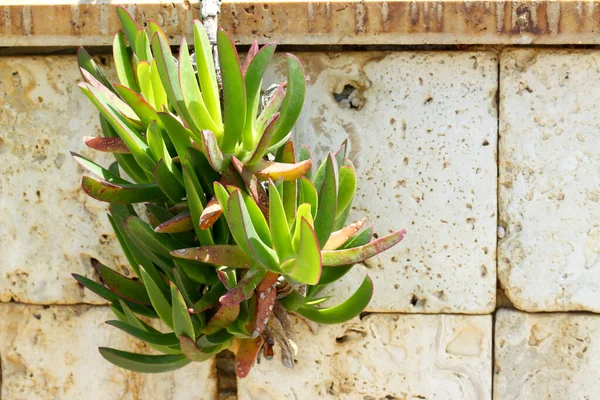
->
0, 56, 128, 304
499, 49, 600, 312
239, 314, 492, 400
494, 309, 600, 400
264, 52, 497, 313
0, 303, 217, 400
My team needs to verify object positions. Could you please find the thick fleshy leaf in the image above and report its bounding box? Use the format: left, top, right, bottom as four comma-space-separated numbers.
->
183, 163, 214, 245
126, 216, 188, 257
179, 38, 220, 134
235, 337, 263, 378
246, 113, 279, 165
172, 245, 253, 269
92, 259, 150, 304
217, 28, 246, 154
205, 304, 240, 335
292, 203, 313, 252
113, 32, 140, 92
193, 20, 222, 128
135, 28, 152, 61
268, 180, 294, 262
298, 177, 318, 219
287, 218, 321, 285
322, 228, 407, 266
114, 84, 159, 127
171, 283, 195, 340
296, 144, 314, 179
187, 147, 220, 197
337, 163, 357, 218
139, 266, 173, 329
151, 32, 195, 128
196, 329, 233, 349
99, 347, 189, 373
334, 139, 348, 168
227, 190, 280, 272
106, 320, 179, 347
314, 153, 338, 247
200, 129, 225, 171
324, 217, 367, 250
155, 212, 193, 233
213, 182, 231, 222
72, 152, 130, 185
279, 141, 298, 225
150, 59, 168, 111
179, 335, 214, 362
219, 267, 267, 307
255, 83, 284, 137
173, 266, 203, 305
190, 283, 227, 313
116, 6, 141, 53
82, 176, 164, 204
137, 61, 155, 106
241, 40, 259, 75
247, 159, 312, 182
251, 272, 278, 338
269, 54, 306, 150
199, 196, 222, 230
233, 188, 272, 247
77, 47, 115, 93
72, 274, 157, 318
154, 159, 185, 203
296, 276, 373, 324
230, 157, 269, 218
84, 136, 130, 154
318, 226, 373, 286
242, 43, 276, 149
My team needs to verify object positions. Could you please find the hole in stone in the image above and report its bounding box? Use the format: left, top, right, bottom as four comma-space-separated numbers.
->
482, 139, 490, 146
216, 350, 237, 399
410, 295, 418, 306
333, 84, 365, 110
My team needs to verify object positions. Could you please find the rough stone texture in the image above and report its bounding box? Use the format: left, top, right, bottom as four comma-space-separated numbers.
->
494, 309, 600, 400
239, 314, 492, 400
264, 52, 497, 313
222, 1, 600, 46
499, 49, 600, 312
0, 303, 217, 400
0, 56, 129, 304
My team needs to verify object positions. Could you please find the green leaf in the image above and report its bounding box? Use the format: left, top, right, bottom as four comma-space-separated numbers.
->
183, 163, 215, 245
314, 153, 338, 247
298, 177, 318, 219
99, 347, 189, 373
175, 260, 218, 286
151, 32, 195, 128
187, 147, 220, 197
219, 267, 266, 306
286, 218, 321, 285
139, 266, 173, 329
150, 59, 168, 111
172, 245, 253, 268
200, 129, 226, 172
246, 113, 279, 165
82, 176, 164, 204
155, 212, 193, 233
71, 152, 130, 185
268, 180, 294, 262
230, 157, 269, 218
147, 121, 182, 185
72, 274, 157, 318
196, 329, 233, 349
279, 141, 298, 225
227, 190, 280, 272
322, 229, 407, 266
77, 47, 114, 93
116, 6, 141, 53
137, 61, 155, 106
106, 320, 179, 347
171, 283, 195, 340
213, 182, 231, 222
154, 159, 185, 203
255, 84, 284, 137
193, 20, 222, 130
135, 28, 152, 62
292, 203, 313, 251
92, 259, 150, 304
114, 84, 159, 127
269, 54, 306, 150
337, 163, 357, 218
179, 38, 219, 134
113, 32, 140, 92
318, 226, 373, 286
217, 28, 246, 154
297, 276, 374, 324
296, 144, 314, 179
190, 283, 227, 313
126, 216, 189, 257
237, 189, 272, 247
324, 217, 367, 251
242, 43, 276, 149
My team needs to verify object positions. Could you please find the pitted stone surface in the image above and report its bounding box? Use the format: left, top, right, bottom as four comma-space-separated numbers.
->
239, 314, 492, 400
0, 56, 128, 304
494, 309, 600, 400
264, 52, 498, 313
0, 304, 217, 400
499, 50, 600, 312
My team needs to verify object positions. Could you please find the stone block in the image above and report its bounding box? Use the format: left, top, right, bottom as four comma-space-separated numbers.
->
239, 314, 492, 400
499, 49, 600, 312
0, 303, 217, 400
494, 309, 600, 400
264, 51, 498, 313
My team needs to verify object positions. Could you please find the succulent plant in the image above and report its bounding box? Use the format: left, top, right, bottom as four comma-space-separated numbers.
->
72, 7, 406, 378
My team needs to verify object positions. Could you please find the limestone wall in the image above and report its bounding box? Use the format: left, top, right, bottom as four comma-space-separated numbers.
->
1, 1, 600, 399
